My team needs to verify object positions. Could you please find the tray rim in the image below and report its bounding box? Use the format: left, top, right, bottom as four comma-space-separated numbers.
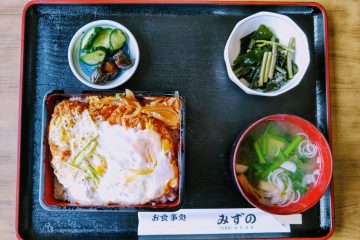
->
16, 1, 333, 239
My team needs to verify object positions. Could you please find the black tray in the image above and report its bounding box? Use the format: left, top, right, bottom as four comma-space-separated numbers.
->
17, 1, 333, 239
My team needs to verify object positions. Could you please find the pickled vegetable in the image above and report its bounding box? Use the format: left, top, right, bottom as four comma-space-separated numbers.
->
79, 49, 107, 65
80, 27, 102, 50
78, 26, 134, 85
91, 60, 118, 84
113, 50, 132, 69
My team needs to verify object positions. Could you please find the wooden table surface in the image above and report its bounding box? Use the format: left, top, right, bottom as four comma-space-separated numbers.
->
1, 0, 359, 239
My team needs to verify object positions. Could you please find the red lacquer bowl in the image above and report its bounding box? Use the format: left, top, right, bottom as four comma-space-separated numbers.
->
231, 114, 332, 215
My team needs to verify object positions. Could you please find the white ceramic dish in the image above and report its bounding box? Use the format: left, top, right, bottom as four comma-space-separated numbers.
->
224, 12, 310, 97
68, 20, 140, 89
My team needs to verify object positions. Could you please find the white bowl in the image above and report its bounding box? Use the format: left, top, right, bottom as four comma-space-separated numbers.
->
224, 12, 310, 96
68, 20, 140, 89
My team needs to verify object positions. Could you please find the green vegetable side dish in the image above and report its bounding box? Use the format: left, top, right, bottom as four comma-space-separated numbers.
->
232, 24, 299, 92
236, 121, 320, 207
79, 26, 133, 84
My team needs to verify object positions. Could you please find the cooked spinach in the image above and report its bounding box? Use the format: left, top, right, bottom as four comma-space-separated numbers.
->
238, 32, 254, 55
252, 24, 274, 41
233, 47, 268, 68
232, 24, 297, 92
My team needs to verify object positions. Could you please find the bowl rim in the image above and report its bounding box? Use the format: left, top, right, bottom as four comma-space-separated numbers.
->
67, 20, 140, 89
224, 11, 310, 97
231, 114, 333, 215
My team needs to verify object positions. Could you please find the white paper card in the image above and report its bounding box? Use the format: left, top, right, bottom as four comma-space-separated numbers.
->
138, 208, 301, 235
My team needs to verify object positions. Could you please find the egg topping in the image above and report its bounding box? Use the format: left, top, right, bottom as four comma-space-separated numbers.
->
49, 99, 178, 205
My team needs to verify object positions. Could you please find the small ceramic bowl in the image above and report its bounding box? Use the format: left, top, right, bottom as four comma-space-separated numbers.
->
231, 114, 332, 214
68, 20, 139, 89
224, 12, 310, 96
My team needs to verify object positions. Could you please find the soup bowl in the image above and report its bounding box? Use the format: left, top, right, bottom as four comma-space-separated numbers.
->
231, 114, 332, 214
